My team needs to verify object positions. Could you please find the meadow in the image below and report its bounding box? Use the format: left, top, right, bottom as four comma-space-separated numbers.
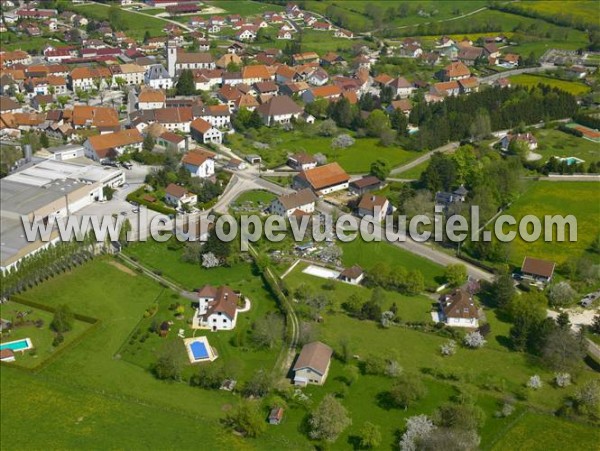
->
71, 4, 168, 39
501, 181, 600, 266
204, 0, 284, 16
509, 74, 591, 96
510, 1, 600, 30
227, 127, 420, 173
533, 128, 600, 163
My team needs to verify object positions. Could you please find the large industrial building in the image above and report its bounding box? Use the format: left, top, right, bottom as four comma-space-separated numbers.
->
1, 159, 124, 271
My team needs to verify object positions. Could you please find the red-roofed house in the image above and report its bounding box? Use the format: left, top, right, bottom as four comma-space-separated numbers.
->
190, 117, 222, 144
182, 149, 215, 178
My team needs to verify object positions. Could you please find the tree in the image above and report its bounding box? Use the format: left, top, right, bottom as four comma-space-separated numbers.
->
50, 304, 74, 333
309, 394, 352, 442
434, 403, 485, 431
57, 95, 70, 108
574, 380, 600, 419
556, 312, 571, 329
250, 313, 284, 349
370, 159, 390, 181
143, 30, 151, 44
331, 134, 355, 149
399, 415, 436, 451
390, 108, 408, 135
547, 282, 576, 307
40, 132, 49, 148
119, 219, 131, 246
366, 110, 390, 138
444, 264, 467, 287
590, 314, 600, 335
247, 109, 263, 129
224, 398, 266, 438
201, 252, 220, 268
421, 153, 457, 193
380, 85, 394, 104
318, 118, 338, 137
153, 341, 183, 380
176, 69, 195, 95
463, 331, 486, 348
359, 422, 382, 449
242, 369, 273, 397
541, 328, 586, 371
389, 373, 427, 409
527, 374, 543, 389
143, 134, 155, 152
489, 272, 515, 308
469, 109, 491, 141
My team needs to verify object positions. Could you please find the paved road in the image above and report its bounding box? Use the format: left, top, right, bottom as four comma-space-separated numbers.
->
479, 65, 556, 84
390, 142, 459, 175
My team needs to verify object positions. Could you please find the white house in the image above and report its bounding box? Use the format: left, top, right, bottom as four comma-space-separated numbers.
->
138, 88, 166, 110
292, 341, 333, 386
112, 63, 145, 87
293, 162, 350, 195
145, 64, 173, 90
197, 104, 231, 128
439, 289, 479, 328
357, 194, 390, 223
190, 118, 223, 144
182, 149, 215, 178
195, 285, 243, 331
236, 28, 257, 42
338, 266, 364, 285
287, 153, 317, 171
500, 133, 538, 152
164, 183, 197, 210
270, 188, 317, 217
255, 95, 302, 126
83, 129, 143, 161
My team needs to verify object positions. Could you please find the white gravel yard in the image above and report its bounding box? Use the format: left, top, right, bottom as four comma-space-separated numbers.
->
302, 265, 340, 280
547, 307, 600, 331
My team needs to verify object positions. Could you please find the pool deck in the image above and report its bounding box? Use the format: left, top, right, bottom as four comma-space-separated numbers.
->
183, 336, 218, 364
0, 337, 33, 353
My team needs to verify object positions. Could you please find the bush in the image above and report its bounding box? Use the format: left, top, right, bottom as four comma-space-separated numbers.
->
463, 331, 486, 348
52, 332, 64, 347
527, 375, 542, 390
331, 134, 355, 149
440, 340, 457, 356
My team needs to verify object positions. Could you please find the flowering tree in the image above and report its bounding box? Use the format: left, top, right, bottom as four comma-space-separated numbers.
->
440, 340, 457, 356
201, 252, 220, 268
399, 415, 436, 451
463, 331, 486, 348
527, 375, 543, 390
331, 134, 355, 149
554, 372, 571, 388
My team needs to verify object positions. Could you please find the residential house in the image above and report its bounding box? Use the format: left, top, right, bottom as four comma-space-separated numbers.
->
349, 176, 384, 195
292, 52, 320, 66
270, 188, 317, 217
111, 63, 145, 86
138, 88, 167, 110
439, 289, 479, 327
389, 77, 415, 98
458, 77, 480, 94
216, 53, 242, 69
501, 53, 520, 68
439, 62, 471, 81
84, 129, 143, 161
193, 69, 223, 90
386, 99, 412, 116
301, 85, 342, 103
145, 64, 173, 89
195, 285, 243, 331
521, 257, 555, 283
190, 117, 222, 144
500, 133, 538, 151
320, 52, 344, 67
256, 95, 302, 126
357, 194, 390, 223
278, 29, 293, 40
72, 105, 120, 133
435, 185, 468, 211
236, 27, 257, 42
457, 46, 484, 66
182, 149, 215, 178
307, 68, 329, 86
399, 44, 423, 58
242, 65, 272, 84
197, 104, 231, 128
156, 131, 186, 151
165, 183, 197, 210
254, 81, 279, 98
313, 21, 331, 31
334, 28, 353, 39
69, 67, 112, 91
288, 153, 317, 171
430, 81, 460, 97
294, 162, 350, 195
292, 341, 333, 386
339, 266, 364, 285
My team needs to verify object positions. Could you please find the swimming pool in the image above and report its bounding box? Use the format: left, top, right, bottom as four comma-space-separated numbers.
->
0, 338, 33, 352
557, 156, 585, 165
190, 341, 209, 360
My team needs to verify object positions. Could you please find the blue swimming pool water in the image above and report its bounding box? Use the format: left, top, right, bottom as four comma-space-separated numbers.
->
0, 339, 30, 352
190, 341, 209, 360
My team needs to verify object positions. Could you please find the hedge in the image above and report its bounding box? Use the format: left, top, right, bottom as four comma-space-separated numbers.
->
127, 187, 176, 215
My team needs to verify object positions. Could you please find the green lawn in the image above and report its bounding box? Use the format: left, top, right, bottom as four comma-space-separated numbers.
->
501, 181, 600, 266
256, 29, 375, 55
514, 1, 600, 30
491, 411, 600, 451
533, 128, 600, 163
395, 160, 429, 180
509, 75, 591, 96
340, 239, 446, 289
0, 301, 91, 369
71, 4, 168, 39
228, 127, 420, 173
204, 0, 284, 16
284, 261, 435, 322
231, 190, 276, 214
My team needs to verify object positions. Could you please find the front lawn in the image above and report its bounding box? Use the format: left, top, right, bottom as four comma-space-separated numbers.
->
509, 74, 591, 96
500, 181, 600, 266
533, 128, 600, 163
228, 127, 420, 173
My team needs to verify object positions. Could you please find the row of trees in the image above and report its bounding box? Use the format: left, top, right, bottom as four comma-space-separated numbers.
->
408, 86, 578, 151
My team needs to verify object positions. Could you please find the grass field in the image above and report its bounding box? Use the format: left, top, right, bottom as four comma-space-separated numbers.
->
395, 160, 429, 180
491, 411, 600, 451
257, 28, 375, 55
509, 74, 591, 96
231, 190, 276, 214
533, 128, 600, 163
0, 301, 90, 369
303, 0, 489, 32
204, 0, 284, 16
501, 181, 600, 267
515, 1, 600, 30
228, 127, 420, 173
71, 4, 168, 39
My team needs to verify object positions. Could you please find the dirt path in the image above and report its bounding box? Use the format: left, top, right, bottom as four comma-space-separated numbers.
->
108, 260, 137, 276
